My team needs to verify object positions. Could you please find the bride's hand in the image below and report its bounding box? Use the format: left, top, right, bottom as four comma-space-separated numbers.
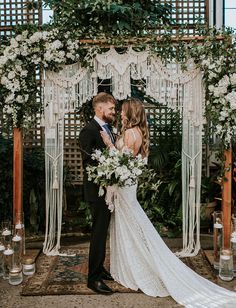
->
100, 131, 115, 148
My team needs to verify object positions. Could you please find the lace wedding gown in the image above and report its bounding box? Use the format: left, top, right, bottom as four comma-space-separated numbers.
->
106, 138, 236, 307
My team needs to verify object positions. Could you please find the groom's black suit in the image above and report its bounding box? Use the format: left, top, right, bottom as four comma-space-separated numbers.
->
79, 118, 112, 283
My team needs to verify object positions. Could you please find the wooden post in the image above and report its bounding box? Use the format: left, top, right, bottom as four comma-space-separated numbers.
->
13, 128, 23, 225
222, 147, 232, 249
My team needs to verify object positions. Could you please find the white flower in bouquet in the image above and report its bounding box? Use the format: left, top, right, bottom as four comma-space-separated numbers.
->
86, 148, 147, 196
230, 73, 236, 85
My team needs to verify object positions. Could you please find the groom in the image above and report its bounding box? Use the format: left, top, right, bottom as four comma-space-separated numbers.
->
79, 92, 116, 294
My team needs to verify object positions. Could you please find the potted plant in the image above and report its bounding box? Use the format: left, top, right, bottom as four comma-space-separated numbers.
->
200, 173, 222, 222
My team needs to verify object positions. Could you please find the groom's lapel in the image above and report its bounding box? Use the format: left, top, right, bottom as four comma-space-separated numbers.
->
91, 118, 102, 131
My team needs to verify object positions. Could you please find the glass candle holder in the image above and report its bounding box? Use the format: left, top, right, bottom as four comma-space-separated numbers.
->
3, 244, 14, 280
231, 215, 236, 277
0, 242, 5, 277
9, 267, 23, 285
219, 249, 234, 281
15, 224, 25, 255
2, 226, 12, 248
213, 211, 223, 270
12, 234, 22, 269
22, 258, 35, 276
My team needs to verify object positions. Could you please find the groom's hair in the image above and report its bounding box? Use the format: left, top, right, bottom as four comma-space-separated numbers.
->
92, 92, 116, 109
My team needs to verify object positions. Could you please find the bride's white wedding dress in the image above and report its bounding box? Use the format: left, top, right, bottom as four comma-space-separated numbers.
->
108, 184, 236, 307
106, 136, 236, 308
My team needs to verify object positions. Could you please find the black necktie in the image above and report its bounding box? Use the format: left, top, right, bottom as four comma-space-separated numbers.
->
103, 124, 115, 144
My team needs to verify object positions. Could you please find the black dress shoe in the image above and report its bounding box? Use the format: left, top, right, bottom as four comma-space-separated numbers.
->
101, 271, 114, 281
87, 280, 113, 295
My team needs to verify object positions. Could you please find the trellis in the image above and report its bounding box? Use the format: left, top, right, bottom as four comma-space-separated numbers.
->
0, 0, 42, 39
159, 0, 208, 35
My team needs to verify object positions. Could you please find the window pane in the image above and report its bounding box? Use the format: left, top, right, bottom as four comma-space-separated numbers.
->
43, 10, 53, 24
225, 0, 236, 9
225, 9, 236, 28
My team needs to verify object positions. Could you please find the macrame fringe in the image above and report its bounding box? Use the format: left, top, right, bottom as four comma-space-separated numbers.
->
43, 48, 204, 257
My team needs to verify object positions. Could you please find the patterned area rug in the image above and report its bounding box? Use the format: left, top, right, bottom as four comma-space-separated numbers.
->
21, 246, 217, 296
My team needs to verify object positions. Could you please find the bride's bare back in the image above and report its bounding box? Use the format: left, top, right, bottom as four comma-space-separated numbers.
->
123, 128, 142, 156
101, 127, 143, 156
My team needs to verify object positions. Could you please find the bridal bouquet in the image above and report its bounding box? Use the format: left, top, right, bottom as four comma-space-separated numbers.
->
86, 148, 147, 196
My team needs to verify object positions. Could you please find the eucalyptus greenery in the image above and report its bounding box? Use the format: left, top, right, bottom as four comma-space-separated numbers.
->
43, 0, 173, 37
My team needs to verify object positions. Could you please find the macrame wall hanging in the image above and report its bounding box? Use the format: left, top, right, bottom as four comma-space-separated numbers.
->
43, 47, 204, 257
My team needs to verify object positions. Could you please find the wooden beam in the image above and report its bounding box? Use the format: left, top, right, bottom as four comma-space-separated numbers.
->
13, 128, 23, 225
222, 147, 232, 249
78, 35, 226, 47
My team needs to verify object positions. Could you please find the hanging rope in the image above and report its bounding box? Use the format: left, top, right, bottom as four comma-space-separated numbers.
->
43, 49, 204, 257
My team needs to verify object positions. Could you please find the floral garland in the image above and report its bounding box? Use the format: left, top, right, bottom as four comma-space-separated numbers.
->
0, 26, 235, 147
0, 28, 86, 128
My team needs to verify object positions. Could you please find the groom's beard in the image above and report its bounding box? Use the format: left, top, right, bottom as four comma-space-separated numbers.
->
102, 114, 116, 124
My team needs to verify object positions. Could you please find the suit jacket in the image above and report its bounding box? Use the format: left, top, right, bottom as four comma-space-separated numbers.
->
79, 118, 107, 202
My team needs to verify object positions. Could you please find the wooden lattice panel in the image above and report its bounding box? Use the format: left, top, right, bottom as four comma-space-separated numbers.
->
160, 0, 208, 35
23, 114, 44, 148
0, 0, 42, 39
64, 112, 85, 184
145, 103, 182, 146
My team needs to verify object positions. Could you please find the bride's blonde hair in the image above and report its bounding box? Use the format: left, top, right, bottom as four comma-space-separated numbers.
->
121, 98, 149, 157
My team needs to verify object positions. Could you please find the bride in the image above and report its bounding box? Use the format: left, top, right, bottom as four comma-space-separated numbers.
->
100, 98, 236, 308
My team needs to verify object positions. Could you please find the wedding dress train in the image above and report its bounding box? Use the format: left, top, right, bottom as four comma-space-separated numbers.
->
107, 184, 236, 308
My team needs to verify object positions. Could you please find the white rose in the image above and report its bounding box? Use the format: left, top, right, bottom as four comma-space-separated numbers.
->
0, 56, 8, 67
4, 106, 13, 114
132, 167, 142, 176
218, 75, 230, 88
8, 71, 16, 80
225, 92, 236, 109
1, 76, 9, 85
5, 93, 15, 103
10, 38, 18, 48
30, 32, 43, 43
213, 86, 227, 97
16, 95, 24, 103
20, 70, 28, 77
208, 85, 215, 92
230, 73, 236, 85
15, 35, 23, 42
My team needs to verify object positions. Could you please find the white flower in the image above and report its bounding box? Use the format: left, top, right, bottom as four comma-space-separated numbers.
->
230, 73, 236, 85
3, 105, 13, 114
201, 59, 210, 67
10, 38, 18, 48
20, 70, 28, 77
208, 85, 215, 92
87, 148, 146, 190
8, 71, 16, 80
218, 75, 230, 88
15, 34, 23, 42
29, 32, 43, 43
132, 167, 142, 176
213, 86, 227, 97
1, 76, 9, 85
5, 93, 15, 103
0, 56, 8, 67
16, 95, 24, 103
225, 91, 236, 110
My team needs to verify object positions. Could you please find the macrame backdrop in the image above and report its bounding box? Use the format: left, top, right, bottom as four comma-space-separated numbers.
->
42, 47, 204, 257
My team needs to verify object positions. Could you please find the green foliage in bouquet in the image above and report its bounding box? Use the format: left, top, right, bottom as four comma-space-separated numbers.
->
87, 147, 147, 195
